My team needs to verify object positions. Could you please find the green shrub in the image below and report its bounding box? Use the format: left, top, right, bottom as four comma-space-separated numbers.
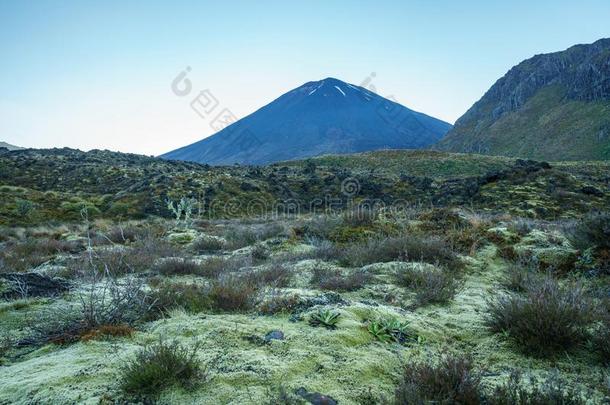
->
251, 243, 270, 262
150, 281, 210, 314
394, 355, 481, 405
104, 225, 142, 244
310, 266, 372, 292
198, 256, 244, 279
340, 235, 460, 270
223, 223, 285, 249
502, 264, 541, 292
258, 293, 300, 315
154, 258, 203, 276
570, 211, 610, 250
191, 236, 226, 253
246, 264, 294, 288
0, 238, 83, 273
486, 276, 596, 356
207, 275, 259, 312
395, 264, 458, 306
120, 339, 205, 398
15, 199, 35, 218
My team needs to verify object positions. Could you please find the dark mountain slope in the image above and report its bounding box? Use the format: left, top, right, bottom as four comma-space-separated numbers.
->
162, 78, 451, 165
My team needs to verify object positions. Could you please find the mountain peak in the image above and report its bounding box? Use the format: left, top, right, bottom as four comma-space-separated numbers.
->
162, 78, 451, 165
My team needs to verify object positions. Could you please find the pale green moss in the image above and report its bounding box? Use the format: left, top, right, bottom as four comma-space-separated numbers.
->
167, 229, 199, 245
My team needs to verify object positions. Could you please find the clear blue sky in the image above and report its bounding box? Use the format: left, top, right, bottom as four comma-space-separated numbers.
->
1, 0, 609, 155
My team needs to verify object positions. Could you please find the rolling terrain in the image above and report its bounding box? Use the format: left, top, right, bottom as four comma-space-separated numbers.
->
0, 147, 609, 403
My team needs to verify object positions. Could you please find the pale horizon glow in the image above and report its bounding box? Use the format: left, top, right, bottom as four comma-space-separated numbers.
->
1, 0, 609, 155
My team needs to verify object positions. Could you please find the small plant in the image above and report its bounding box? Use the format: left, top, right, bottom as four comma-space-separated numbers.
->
15, 199, 35, 218
120, 339, 205, 398
166, 197, 197, 228
251, 243, 270, 262
394, 354, 481, 405
367, 318, 414, 344
367, 321, 393, 343
308, 309, 340, 329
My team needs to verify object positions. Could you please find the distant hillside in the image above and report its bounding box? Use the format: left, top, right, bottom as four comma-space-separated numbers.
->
1, 148, 608, 225
162, 78, 451, 165
0, 141, 23, 151
436, 38, 610, 160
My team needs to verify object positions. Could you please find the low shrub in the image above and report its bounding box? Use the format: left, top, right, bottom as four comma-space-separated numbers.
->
485, 276, 596, 356
339, 235, 460, 270
150, 281, 210, 314
0, 238, 83, 273
120, 339, 205, 398
223, 223, 285, 250
502, 263, 541, 292
198, 255, 244, 279
569, 211, 610, 251
207, 275, 259, 312
191, 236, 226, 253
394, 354, 480, 405
70, 236, 180, 277
395, 265, 458, 306
310, 266, 372, 292
104, 225, 142, 244
129, 236, 180, 268
154, 258, 203, 276
246, 264, 294, 288
258, 293, 300, 315
592, 316, 610, 365
341, 206, 377, 228
0, 330, 14, 360
293, 215, 342, 241
486, 370, 585, 405
251, 243, 270, 262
